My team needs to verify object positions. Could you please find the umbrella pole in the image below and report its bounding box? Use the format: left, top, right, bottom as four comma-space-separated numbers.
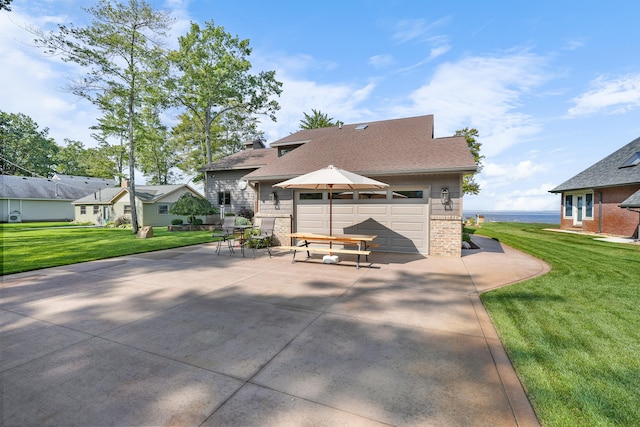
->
329, 185, 333, 254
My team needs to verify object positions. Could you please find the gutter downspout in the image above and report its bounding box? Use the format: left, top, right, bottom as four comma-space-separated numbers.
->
598, 191, 603, 234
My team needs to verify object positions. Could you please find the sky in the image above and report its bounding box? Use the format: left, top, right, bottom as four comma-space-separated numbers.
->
2, 0, 640, 211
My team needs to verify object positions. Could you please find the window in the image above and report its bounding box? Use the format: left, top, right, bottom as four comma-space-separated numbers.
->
218, 191, 231, 206
299, 192, 323, 200
332, 191, 353, 200
80, 206, 86, 214
358, 190, 387, 199
585, 193, 593, 218
124, 205, 132, 214
158, 204, 169, 214
564, 195, 573, 217
393, 190, 423, 199
93, 205, 99, 214
620, 151, 640, 168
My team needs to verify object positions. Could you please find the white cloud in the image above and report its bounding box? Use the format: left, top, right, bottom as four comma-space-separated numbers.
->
259, 70, 377, 141
568, 73, 640, 117
393, 52, 550, 156
392, 17, 450, 44
369, 54, 395, 69
492, 183, 559, 211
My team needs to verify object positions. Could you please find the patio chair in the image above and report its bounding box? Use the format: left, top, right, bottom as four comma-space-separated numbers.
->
213, 215, 237, 255
248, 217, 275, 258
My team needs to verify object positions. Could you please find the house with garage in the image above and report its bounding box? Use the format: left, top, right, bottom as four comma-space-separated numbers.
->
199, 115, 477, 256
550, 136, 640, 238
1, 174, 115, 222
72, 183, 205, 227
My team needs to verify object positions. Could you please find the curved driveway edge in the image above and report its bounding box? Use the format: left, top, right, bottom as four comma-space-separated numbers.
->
1, 237, 550, 426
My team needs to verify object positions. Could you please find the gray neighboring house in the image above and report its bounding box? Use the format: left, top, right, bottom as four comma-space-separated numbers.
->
550, 136, 640, 238
1, 174, 115, 222
72, 184, 205, 227
200, 115, 477, 256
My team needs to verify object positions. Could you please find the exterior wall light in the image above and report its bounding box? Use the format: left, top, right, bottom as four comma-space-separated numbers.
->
440, 187, 450, 205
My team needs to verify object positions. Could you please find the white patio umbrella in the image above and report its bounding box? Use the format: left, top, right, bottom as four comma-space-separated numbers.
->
274, 165, 389, 249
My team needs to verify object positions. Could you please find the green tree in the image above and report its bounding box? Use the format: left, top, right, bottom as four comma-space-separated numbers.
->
0, 111, 58, 176
455, 127, 484, 195
0, 0, 12, 12
83, 146, 118, 179
33, 0, 174, 233
169, 192, 217, 224
299, 109, 338, 129
169, 20, 282, 165
136, 105, 179, 185
54, 139, 89, 176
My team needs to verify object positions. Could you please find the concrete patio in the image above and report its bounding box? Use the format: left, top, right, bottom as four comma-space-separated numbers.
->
1, 236, 548, 426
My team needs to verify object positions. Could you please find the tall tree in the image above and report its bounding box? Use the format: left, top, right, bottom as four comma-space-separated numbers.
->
54, 139, 89, 176
299, 109, 338, 129
32, 0, 173, 233
135, 105, 179, 185
455, 127, 484, 195
0, 111, 58, 177
0, 0, 12, 12
169, 20, 282, 164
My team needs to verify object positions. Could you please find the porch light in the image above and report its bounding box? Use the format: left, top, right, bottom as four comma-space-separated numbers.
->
440, 187, 450, 205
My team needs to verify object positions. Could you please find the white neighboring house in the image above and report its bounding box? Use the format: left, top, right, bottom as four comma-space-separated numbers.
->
1, 174, 115, 222
72, 184, 206, 226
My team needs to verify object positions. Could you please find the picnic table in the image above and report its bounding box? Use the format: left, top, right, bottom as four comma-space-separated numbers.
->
281, 232, 377, 268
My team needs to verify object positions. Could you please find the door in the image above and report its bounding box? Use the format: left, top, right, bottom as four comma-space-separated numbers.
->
574, 195, 583, 226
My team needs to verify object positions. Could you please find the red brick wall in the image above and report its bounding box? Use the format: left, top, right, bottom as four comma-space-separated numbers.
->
559, 185, 640, 238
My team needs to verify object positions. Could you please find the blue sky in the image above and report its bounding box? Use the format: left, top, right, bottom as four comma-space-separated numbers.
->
2, 0, 639, 211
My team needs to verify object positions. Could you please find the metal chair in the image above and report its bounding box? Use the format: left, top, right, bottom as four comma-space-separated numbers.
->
213, 215, 237, 255
248, 217, 275, 258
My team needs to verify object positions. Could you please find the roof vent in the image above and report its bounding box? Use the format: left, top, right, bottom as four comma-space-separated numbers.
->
355, 124, 368, 130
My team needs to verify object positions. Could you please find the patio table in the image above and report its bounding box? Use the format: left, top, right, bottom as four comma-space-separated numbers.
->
284, 232, 377, 268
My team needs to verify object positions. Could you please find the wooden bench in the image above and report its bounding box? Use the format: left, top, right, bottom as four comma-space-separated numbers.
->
277, 245, 371, 268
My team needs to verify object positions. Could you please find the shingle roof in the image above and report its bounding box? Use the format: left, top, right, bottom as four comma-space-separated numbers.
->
243, 115, 477, 181
72, 185, 200, 204
0, 175, 113, 200
198, 148, 278, 172
550, 136, 640, 192
620, 189, 640, 208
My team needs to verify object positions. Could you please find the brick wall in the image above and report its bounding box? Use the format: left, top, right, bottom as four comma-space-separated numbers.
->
430, 215, 462, 257
254, 213, 292, 246
560, 185, 640, 237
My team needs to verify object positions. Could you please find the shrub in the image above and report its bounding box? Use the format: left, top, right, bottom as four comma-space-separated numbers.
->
235, 216, 251, 226
238, 206, 254, 220
114, 216, 131, 227
193, 218, 203, 225
171, 218, 184, 225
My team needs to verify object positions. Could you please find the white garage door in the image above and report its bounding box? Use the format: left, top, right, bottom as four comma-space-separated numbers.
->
295, 189, 429, 253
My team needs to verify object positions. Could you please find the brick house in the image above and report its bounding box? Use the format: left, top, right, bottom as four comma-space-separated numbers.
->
550, 136, 640, 238
199, 115, 477, 256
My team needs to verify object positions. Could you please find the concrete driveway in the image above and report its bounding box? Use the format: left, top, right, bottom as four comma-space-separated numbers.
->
1, 236, 548, 426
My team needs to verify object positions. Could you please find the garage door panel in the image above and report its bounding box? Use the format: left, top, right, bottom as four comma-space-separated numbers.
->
356, 206, 389, 215
298, 205, 326, 215
298, 220, 326, 230
333, 206, 355, 215
392, 237, 423, 250
391, 205, 425, 215
390, 221, 425, 231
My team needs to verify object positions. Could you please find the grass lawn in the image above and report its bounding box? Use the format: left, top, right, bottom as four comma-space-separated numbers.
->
471, 223, 639, 426
1, 222, 216, 275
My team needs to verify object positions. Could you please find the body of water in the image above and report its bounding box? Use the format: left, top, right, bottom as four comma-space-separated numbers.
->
462, 210, 560, 224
